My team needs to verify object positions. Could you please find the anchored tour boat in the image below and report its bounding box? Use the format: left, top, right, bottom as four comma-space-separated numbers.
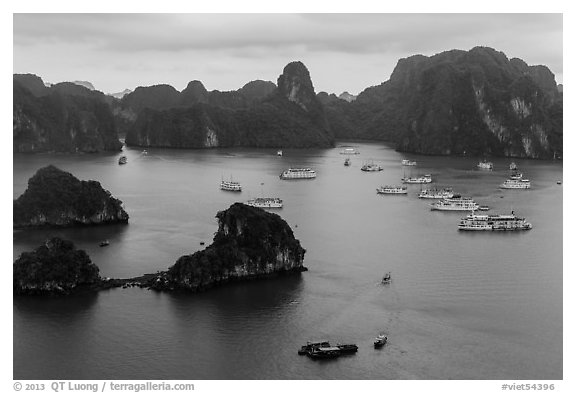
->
280, 168, 317, 180
361, 162, 383, 172
245, 197, 283, 209
340, 147, 360, 155
418, 187, 454, 199
477, 160, 494, 170
220, 178, 242, 192
458, 211, 533, 231
402, 174, 432, 184
500, 179, 531, 189
431, 196, 479, 211
401, 159, 417, 166
376, 186, 407, 195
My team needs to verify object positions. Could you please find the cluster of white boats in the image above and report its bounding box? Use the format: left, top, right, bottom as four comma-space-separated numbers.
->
219, 148, 534, 231
373, 160, 534, 231
219, 167, 318, 209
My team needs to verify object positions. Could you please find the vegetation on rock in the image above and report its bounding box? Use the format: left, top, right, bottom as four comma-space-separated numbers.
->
13, 74, 122, 153
323, 47, 562, 158
13, 237, 100, 295
154, 203, 306, 291
13, 165, 129, 228
125, 62, 334, 148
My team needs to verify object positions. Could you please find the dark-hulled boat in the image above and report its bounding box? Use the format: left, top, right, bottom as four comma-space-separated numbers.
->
298, 341, 330, 355
308, 346, 341, 359
336, 343, 358, 354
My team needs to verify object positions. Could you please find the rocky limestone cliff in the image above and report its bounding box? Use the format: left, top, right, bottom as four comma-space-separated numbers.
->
13, 73, 49, 97
125, 61, 334, 148
13, 237, 101, 295
151, 203, 306, 292
277, 61, 318, 111
72, 81, 96, 91
13, 75, 122, 153
326, 47, 562, 159
338, 92, 357, 102
13, 165, 129, 228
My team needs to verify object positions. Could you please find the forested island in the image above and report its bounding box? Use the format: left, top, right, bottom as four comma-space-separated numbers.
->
14, 203, 306, 295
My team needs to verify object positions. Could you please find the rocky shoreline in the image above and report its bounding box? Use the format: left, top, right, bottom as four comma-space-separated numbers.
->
14, 203, 307, 296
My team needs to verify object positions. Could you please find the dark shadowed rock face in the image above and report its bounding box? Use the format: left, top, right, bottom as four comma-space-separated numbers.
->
180, 80, 209, 105
13, 75, 122, 153
152, 203, 306, 292
13, 237, 100, 295
325, 46, 562, 159
13, 165, 129, 228
13, 74, 49, 97
125, 61, 334, 149
239, 80, 277, 102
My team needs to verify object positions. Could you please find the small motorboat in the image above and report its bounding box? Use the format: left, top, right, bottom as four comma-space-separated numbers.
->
344, 158, 351, 166
277, 150, 283, 156
118, 156, 127, 165
200, 242, 205, 246
99, 240, 110, 247
374, 334, 387, 348
381, 272, 392, 284
557, 181, 562, 185
478, 206, 490, 211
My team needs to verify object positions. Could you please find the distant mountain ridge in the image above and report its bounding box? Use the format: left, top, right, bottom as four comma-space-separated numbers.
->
14, 47, 563, 157
323, 46, 562, 158
125, 62, 333, 148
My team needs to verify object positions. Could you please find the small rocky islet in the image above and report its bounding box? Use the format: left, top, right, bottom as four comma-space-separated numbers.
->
13, 165, 129, 228
13, 201, 307, 295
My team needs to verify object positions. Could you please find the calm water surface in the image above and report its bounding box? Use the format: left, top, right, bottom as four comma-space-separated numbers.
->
13, 142, 562, 379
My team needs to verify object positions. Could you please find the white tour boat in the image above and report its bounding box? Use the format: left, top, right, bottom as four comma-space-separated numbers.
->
402, 174, 432, 184
245, 197, 283, 209
280, 168, 317, 180
458, 211, 532, 231
477, 160, 494, 170
500, 179, 531, 189
340, 147, 360, 155
220, 178, 242, 192
401, 159, 417, 166
431, 196, 479, 211
418, 188, 454, 199
361, 163, 383, 172
376, 185, 408, 195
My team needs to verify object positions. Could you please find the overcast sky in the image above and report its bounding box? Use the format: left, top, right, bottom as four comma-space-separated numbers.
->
13, 13, 563, 95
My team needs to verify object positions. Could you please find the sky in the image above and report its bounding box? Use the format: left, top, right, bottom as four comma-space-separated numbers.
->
13, 14, 563, 96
